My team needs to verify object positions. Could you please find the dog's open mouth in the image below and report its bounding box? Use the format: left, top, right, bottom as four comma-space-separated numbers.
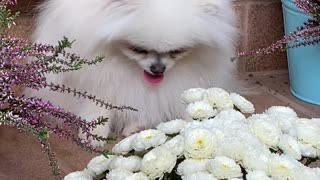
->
143, 71, 164, 86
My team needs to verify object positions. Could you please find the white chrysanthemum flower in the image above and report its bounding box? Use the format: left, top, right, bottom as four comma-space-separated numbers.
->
112, 134, 137, 155
106, 169, 133, 180
223, 120, 250, 134
108, 156, 142, 172
265, 106, 298, 119
230, 93, 255, 113
279, 134, 302, 160
132, 129, 167, 151
64, 170, 93, 180
295, 119, 320, 149
246, 171, 272, 180
180, 121, 207, 135
315, 168, 320, 177
207, 156, 242, 179
141, 147, 177, 179
295, 167, 320, 180
265, 106, 298, 134
186, 100, 217, 120
215, 109, 246, 122
220, 137, 248, 162
124, 172, 150, 180
301, 117, 311, 121
267, 155, 301, 180
86, 155, 111, 176
247, 113, 278, 128
184, 128, 218, 159
235, 131, 266, 149
161, 135, 184, 157
266, 109, 297, 135
279, 118, 297, 136
312, 118, 320, 122
177, 159, 209, 176
249, 115, 282, 148
209, 127, 225, 142
204, 88, 234, 111
298, 141, 318, 158
156, 119, 187, 135
242, 150, 271, 172
247, 113, 272, 121
182, 172, 217, 180
181, 88, 206, 104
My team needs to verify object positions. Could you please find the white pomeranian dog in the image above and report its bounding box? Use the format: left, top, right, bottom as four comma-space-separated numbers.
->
26, 0, 242, 147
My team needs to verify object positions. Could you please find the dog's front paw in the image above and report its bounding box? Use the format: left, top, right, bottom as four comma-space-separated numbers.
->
78, 124, 110, 148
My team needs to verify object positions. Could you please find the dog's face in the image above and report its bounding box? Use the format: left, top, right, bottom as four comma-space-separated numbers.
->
120, 43, 189, 75
102, 0, 236, 85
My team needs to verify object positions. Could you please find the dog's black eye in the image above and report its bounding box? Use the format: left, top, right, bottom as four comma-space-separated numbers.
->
170, 49, 186, 55
129, 46, 148, 54
169, 48, 186, 58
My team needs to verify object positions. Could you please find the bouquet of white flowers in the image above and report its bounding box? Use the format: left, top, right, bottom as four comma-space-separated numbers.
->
65, 87, 320, 180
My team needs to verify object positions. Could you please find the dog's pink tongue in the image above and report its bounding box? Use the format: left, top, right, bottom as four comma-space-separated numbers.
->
144, 71, 164, 86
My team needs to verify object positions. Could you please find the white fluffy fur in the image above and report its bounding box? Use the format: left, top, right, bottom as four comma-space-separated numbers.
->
26, 0, 242, 147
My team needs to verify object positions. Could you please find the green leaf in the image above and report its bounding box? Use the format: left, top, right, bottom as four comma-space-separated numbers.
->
106, 135, 117, 144
0, 6, 19, 35
38, 128, 50, 141
102, 150, 115, 158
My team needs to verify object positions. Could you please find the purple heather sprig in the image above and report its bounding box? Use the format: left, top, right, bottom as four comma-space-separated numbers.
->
1, 37, 136, 140
0, 110, 63, 179
295, 0, 320, 20
1, 37, 54, 61
40, 139, 62, 180
0, 0, 17, 6
0, 3, 135, 179
237, 0, 320, 58
238, 26, 320, 57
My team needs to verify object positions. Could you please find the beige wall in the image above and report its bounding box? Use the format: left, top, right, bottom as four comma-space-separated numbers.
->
9, 0, 288, 72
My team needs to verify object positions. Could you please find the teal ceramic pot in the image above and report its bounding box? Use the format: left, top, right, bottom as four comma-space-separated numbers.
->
282, 0, 320, 105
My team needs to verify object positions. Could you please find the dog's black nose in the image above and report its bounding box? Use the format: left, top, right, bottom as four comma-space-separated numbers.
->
150, 63, 166, 75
